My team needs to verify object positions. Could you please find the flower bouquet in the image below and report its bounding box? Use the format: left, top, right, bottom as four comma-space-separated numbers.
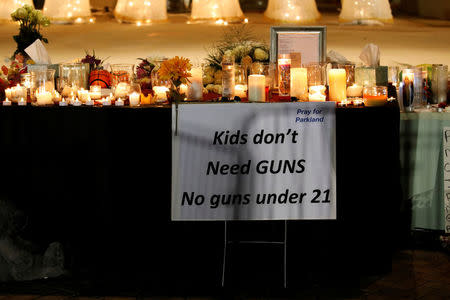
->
136, 58, 156, 96
157, 56, 192, 104
81, 50, 111, 88
1, 58, 28, 100
204, 25, 270, 97
11, 5, 50, 58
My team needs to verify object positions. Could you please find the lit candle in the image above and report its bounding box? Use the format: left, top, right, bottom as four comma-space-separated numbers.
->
179, 84, 188, 97
187, 67, 203, 101
291, 68, 308, 101
18, 97, 26, 106
363, 86, 388, 107
235, 84, 248, 99
5, 88, 12, 99
153, 86, 169, 102
72, 98, 82, 106
103, 98, 111, 106
278, 54, 291, 97
12, 85, 27, 101
115, 98, 124, 106
36, 90, 53, 105
129, 92, 140, 106
328, 69, 347, 102
61, 86, 73, 98
346, 83, 363, 98
114, 82, 130, 99
77, 89, 90, 103
3, 98, 11, 106
85, 95, 94, 106
308, 85, 326, 102
89, 85, 102, 100
59, 98, 68, 106
248, 75, 266, 102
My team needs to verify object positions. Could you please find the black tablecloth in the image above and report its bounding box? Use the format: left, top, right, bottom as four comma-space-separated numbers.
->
0, 104, 401, 294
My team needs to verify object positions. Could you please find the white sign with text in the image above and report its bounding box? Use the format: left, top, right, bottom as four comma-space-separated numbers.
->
172, 102, 336, 221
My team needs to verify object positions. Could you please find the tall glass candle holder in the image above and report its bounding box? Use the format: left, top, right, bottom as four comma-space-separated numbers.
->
328, 68, 347, 102
399, 69, 415, 112
306, 63, 327, 102
31, 69, 56, 106
355, 66, 376, 87
59, 63, 90, 97
432, 64, 448, 104
111, 64, 134, 100
222, 54, 235, 99
277, 54, 291, 97
234, 65, 247, 100
337, 63, 355, 87
413, 67, 425, 108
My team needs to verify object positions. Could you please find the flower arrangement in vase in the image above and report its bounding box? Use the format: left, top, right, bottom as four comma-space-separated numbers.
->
157, 56, 192, 104
204, 25, 269, 95
81, 50, 111, 88
1, 57, 29, 100
136, 58, 156, 95
11, 5, 50, 58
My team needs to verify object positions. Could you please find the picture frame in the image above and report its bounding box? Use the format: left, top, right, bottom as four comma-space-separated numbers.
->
270, 26, 327, 65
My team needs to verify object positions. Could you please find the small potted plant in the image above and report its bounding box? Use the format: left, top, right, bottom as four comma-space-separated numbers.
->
81, 50, 111, 88
11, 5, 50, 60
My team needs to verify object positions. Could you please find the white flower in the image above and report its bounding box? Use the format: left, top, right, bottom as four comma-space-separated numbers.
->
254, 48, 269, 61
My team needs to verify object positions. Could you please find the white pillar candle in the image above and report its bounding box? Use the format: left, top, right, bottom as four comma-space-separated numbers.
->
18, 97, 27, 106
346, 83, 363, 98
115, 98, 124, 106
129, 92, 140, 106
3, 98, 11, 106
235, 84, 248, 99
187, 67, 203, 101
308, 85, 326, 102
5, 88, 12, 99
248, 75, 266, 102
153, 86, 169, 102
36, 91, 54, 105
328, 69, 347, 102
291, 68, 308, 100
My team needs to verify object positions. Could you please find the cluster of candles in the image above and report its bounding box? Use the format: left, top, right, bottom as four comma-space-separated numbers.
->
219, 53, 391, 106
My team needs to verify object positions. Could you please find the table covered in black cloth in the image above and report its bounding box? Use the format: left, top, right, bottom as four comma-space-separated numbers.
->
0, 104, 401, 295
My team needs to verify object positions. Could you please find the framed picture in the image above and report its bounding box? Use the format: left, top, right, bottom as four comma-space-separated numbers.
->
270, 26, 327, 65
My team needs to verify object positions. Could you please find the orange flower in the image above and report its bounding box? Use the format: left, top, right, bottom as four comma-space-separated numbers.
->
158, 56, 192, 84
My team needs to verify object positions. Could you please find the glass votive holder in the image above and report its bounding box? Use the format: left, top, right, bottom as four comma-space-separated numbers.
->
363, 86, 388, 107
388, 66, 400, 87
59, 63, 90, 91
432, 64, 448, 105
337, 63, 355, 86
89, 85, 102, 100
30, 69, 56, 105
110, 64, 134, 87
129, 83, 141, 106
291, 66, 308, 101
306, 63, 327, 87
355, 66, 376, 87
